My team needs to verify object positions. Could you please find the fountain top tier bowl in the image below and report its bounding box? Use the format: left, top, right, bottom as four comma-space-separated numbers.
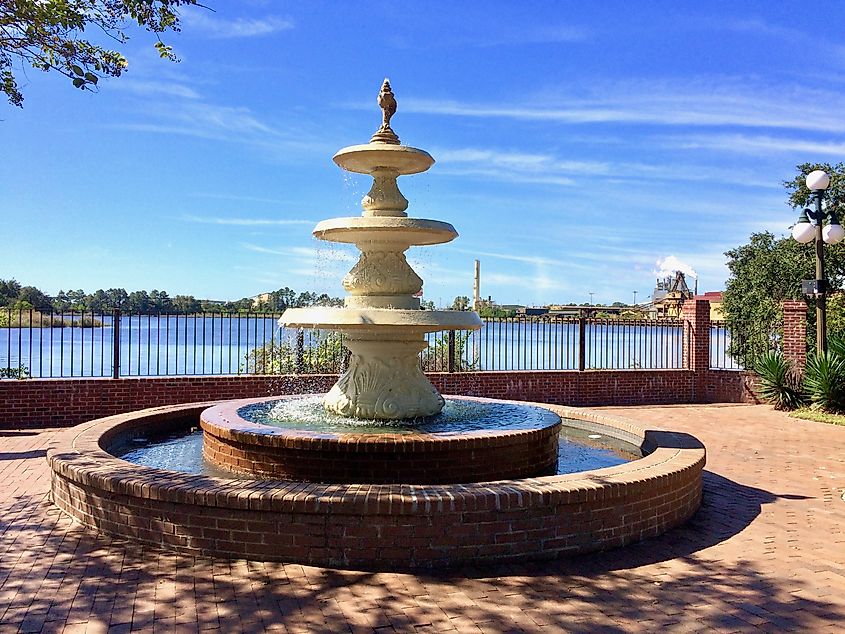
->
280, 79, 481, 420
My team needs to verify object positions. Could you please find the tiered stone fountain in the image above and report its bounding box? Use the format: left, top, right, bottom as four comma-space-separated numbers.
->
197, 81, 561, 484
281, 79, 481, 420
48, 80, 705, 569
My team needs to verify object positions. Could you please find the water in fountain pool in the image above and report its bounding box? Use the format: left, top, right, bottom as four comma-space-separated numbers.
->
113, 407, 641, 479
238, 395, 558, 434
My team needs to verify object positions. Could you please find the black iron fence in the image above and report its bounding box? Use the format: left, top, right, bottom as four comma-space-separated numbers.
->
709, 320, 779, 370
1, 308, 693, 379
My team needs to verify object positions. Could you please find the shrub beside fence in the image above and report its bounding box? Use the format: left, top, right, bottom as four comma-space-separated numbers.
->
709, 319, 781, 370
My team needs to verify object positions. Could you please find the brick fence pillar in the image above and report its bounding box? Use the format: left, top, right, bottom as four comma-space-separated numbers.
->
782, 300, 807, 368
682, 298, 711, 402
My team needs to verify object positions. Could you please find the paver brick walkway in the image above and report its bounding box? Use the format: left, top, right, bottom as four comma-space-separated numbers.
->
1, 404, 844, 632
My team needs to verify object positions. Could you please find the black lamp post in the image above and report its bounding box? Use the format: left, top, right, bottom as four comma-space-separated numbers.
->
791, 170, 843, 354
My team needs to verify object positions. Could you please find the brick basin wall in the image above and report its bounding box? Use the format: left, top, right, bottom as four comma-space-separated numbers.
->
200, 396, 561, 484
48, 401, 705, 569
1, 369, 723, 429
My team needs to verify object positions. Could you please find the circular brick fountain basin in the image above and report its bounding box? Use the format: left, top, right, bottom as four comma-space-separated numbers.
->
48, 398, 705, 569
200, 395, 561, 484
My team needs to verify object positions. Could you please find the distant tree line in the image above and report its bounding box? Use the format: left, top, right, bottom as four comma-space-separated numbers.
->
0, 280, 343, 314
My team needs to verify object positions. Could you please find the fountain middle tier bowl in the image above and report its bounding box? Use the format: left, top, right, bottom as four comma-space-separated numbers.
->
313, 217, 457, 247
333, 144, 434, 175
200, 395, 562, 484
280, 307, 482, 332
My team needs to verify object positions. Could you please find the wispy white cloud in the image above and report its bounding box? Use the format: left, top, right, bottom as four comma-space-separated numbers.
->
287, 246, 357, 263
182, 11, 294, 38
469, 25, 589, 47
184, 215, 313, 226
398, 79, 845, 133
667, 133, 845, 157
719, 18, 845, 65
451, 247, 558, 267
113, 101, 281, 141
389, 22, 588, 50
187, 193, 293, 205
433, 145, 774, 188
111, 80, 201, 100
241, 242, 356, 262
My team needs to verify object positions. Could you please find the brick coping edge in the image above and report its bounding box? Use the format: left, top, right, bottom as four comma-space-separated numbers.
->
47, 397, 706, 568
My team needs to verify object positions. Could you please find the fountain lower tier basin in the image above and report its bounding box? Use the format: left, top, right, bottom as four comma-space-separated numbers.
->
48, 398, 705, 570
200, 396, 562, 483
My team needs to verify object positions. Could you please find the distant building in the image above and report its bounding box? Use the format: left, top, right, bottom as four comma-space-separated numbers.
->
698, 291, 724, 321
251, 292, 272, 307
521, 306, 548, 316
651, 272, 694, 318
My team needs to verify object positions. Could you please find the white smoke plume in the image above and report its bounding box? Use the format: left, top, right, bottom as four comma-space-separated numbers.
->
653, 255, 698, 280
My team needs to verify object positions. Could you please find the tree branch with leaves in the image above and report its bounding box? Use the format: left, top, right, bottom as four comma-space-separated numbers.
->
0, 0, 202, 106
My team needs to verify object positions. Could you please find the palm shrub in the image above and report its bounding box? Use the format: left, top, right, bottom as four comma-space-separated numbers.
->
753, 351, 804, 410
804, 349, 845, 412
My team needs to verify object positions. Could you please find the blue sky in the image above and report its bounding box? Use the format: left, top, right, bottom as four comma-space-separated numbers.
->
4, 1, 845, 307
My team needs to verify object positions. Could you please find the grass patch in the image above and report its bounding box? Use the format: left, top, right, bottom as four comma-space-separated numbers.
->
789, 409, 845, 427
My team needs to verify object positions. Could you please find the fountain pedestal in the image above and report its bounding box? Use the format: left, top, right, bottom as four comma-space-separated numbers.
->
281, 79, 481, 420
324, 332, 439, 419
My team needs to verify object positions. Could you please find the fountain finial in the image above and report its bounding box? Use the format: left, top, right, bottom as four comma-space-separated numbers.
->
370, 78, 400, 145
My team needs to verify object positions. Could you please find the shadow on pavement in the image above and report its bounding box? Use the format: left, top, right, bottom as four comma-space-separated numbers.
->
0, 435, 839, 632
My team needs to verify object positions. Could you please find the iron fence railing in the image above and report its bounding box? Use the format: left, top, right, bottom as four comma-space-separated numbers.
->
709, 320, 779, 370
434, 316, 685, 371
1, 308, 690, 379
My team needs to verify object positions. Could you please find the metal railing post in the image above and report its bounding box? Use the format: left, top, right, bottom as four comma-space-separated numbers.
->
578, 317, 586, 371
112, 309, 121, 379
448, 330, 456, 373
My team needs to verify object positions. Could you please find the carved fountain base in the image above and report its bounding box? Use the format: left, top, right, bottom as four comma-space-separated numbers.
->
324, 332, 443, 419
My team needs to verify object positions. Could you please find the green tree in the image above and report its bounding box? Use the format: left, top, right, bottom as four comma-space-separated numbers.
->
17, 285, 51, 311
66, 289, 87, 310
127, 290, 150, 312
450, 295, 470, 311
172, 294, 200, 313
148, 289, 172, 312
105, 287, 128, 309
52, 290, 70, 311
1, 0, 201, 107
723, 163, 845, 365
86, 289, 110, 311
722, 232, 845, 364
0, 278, 22, 305
784, 162, 845, 212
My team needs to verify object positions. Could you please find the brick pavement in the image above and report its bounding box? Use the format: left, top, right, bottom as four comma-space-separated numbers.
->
1, 404, 844, 632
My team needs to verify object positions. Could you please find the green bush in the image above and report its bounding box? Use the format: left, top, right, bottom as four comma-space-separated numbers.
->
420, 331, 479, 372
243, 331, 345, 374
0, 365, 30, 380
753, 351, 804, 410
804, 350, 845, 412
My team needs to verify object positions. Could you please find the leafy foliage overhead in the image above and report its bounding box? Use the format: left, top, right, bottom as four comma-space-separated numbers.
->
784, 162, 845, 214
0, 0, 199, 106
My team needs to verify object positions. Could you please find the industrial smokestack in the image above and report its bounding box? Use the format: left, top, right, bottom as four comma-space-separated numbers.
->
473, 259, 481, 310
